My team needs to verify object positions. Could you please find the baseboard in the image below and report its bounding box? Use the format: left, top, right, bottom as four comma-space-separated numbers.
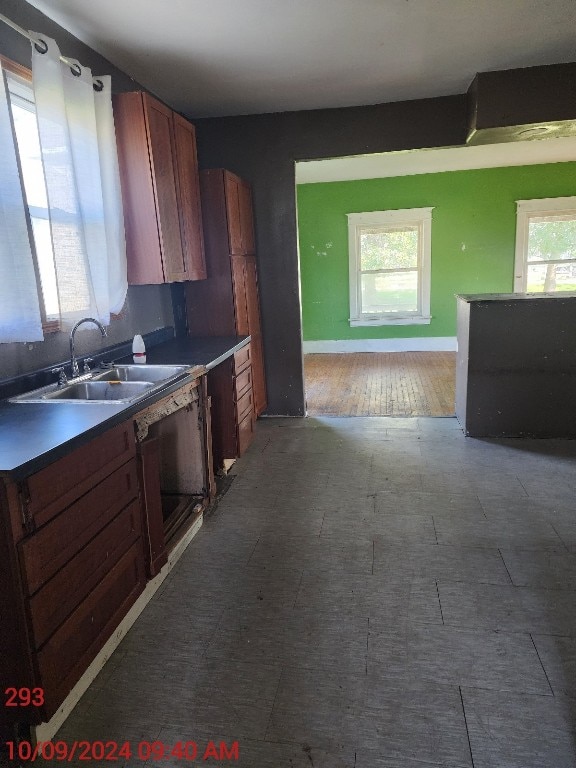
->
302, 337, 458, 353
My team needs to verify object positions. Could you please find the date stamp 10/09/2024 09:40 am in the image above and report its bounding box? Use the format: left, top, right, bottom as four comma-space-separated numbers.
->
4, 688, 240, 763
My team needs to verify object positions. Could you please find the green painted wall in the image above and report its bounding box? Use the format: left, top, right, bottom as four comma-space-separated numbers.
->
297, 162, 576, 340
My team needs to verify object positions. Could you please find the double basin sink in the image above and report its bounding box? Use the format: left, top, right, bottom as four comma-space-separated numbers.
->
10, 365, 191, 405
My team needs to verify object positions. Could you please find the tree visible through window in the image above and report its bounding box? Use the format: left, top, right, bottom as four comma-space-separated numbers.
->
360, 226, 419, 314
348, 208, 433, 326
515, 198, 576, 294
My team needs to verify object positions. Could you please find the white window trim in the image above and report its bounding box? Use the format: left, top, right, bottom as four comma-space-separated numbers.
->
514, 196, 576, 293
347, 207, 433, 327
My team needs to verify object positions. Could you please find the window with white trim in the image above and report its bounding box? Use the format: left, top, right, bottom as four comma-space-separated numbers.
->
347, 208, 433, 326
514, 197, 576, 294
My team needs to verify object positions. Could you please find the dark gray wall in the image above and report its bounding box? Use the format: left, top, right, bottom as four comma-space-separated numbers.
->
192, 97, 468, 415
0, 0, 174, 381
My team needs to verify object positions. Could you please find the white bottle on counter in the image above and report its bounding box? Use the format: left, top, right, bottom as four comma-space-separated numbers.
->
132, 334, 146, 364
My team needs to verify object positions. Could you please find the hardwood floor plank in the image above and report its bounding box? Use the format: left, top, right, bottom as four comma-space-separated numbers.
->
304, 352, 456, 417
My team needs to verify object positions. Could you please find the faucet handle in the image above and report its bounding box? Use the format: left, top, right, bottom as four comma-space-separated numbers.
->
51, 367, 68, 386
83, 358, 94, 374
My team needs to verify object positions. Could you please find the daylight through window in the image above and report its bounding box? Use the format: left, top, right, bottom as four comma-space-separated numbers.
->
347, 208, 433, 326
5, 66, 59, 324
514, 197, 576, 294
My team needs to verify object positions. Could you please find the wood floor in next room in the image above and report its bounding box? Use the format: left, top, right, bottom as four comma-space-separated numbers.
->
304, 351, 456, 417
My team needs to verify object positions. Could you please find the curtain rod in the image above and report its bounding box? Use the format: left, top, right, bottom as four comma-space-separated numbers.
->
0, 11, 81, 72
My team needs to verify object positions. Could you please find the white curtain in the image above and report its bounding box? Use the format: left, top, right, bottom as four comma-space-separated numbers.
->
0, 64, 44, 343
31, 35, 127, 327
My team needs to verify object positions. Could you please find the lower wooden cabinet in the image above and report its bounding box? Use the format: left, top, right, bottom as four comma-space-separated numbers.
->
0, 423, 145, 736
0, 376, 215, 740
36, 539, 145, 717
208, 343, 255, 472
27, 500, 142, 649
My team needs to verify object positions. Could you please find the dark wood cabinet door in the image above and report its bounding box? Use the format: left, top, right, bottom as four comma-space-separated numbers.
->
244, 255, 267, 414
37, 540, 145, 718
24, 421, 135, 530
113, 92, 164, 284
28, 499, 142, 649
231, 255, 250, 335
144, 95, 187, 282
238, 180, 255, 254
172, 114, 207, 281
224, 172, 243, 254
224, 172, 255, 255
115, 92, 205, 285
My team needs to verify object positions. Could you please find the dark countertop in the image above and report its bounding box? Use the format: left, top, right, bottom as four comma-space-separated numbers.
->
120, 336, 250, 370
0, 335, 249, 481
457, 292, 576, 303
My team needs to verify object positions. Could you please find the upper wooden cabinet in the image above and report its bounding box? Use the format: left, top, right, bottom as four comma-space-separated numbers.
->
113, 92, 206, 284
186, 169, 267, 416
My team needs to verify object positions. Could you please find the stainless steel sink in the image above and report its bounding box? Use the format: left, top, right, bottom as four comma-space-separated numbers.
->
92, 364, 189, 383
9, 364, 192, 404
43, 381, 155, 402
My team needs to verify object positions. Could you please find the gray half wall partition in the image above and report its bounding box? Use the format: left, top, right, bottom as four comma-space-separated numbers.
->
456, 293, 576, 437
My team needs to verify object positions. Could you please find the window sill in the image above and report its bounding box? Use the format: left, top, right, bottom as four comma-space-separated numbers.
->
349, 316, 432, 327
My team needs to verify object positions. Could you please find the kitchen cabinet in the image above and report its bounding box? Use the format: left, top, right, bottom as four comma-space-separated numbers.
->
224, 171, 255, 255
0, 422, 145, 737
113, 91, 206, 284
185, 169, 267, 416
208, 342, 255, 470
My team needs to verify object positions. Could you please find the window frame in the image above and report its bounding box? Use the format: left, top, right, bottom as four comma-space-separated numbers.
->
514, 196, 576, 294
1, 54, 60, 333
347, 207, 433, 327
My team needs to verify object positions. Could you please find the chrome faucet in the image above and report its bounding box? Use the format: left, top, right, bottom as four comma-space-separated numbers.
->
70, 317, 107, 378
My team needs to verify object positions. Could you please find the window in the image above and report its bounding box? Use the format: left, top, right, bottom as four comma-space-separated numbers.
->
3, 60, 59, 329
0, 45, 127, 341
347, 208, 433, 326
514, 197, 576, 294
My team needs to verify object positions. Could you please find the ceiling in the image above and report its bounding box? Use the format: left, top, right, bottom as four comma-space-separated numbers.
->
24, 0, 576, 119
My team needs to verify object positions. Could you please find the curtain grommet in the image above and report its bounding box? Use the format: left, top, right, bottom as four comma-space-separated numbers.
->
34, 38, 48, 54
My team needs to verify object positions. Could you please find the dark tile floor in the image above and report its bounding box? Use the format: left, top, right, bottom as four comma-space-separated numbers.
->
55, 417, 576, 767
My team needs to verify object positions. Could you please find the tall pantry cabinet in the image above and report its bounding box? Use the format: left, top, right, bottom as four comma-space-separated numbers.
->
185, 169, 267, 417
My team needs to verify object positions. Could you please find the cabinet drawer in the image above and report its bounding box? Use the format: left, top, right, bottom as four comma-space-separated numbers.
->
236, 387, 254, 425
24, 422, 136, 529
20, 460, 139, 596
28, 500, 142, 649
237, 410, 254, 456
234, 365, 252, 401
38, 540, 145, 719
234, 344, 251, 374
